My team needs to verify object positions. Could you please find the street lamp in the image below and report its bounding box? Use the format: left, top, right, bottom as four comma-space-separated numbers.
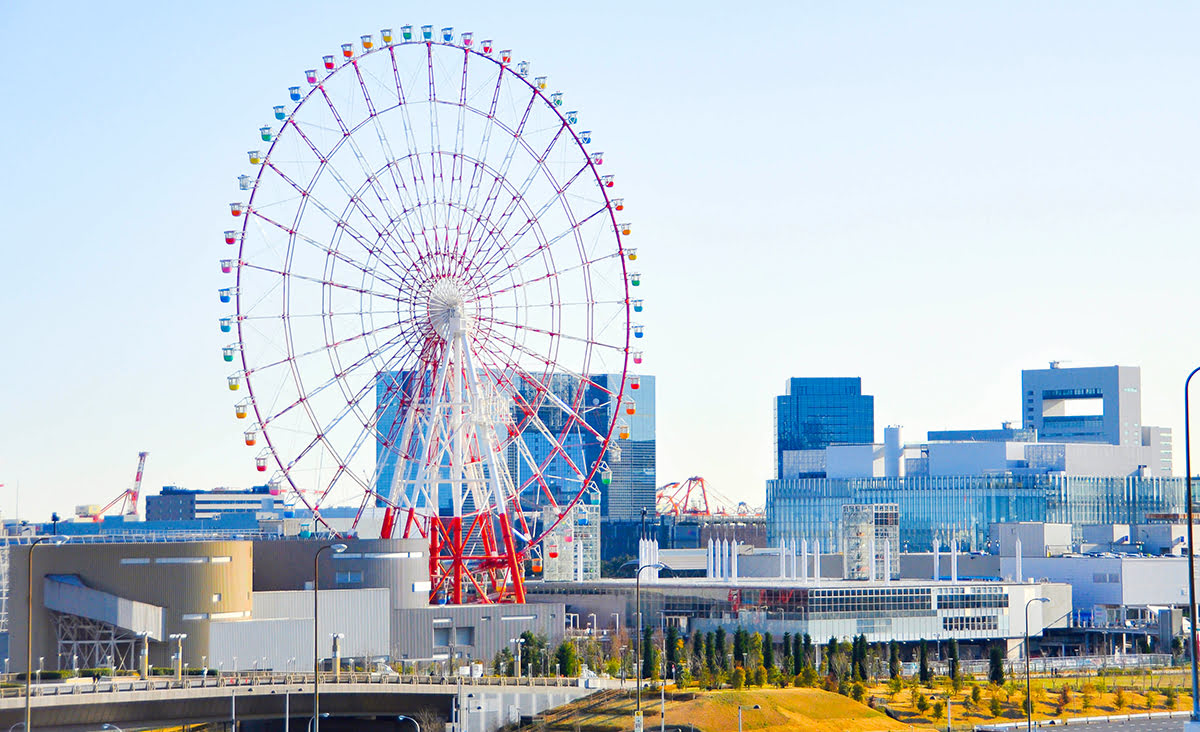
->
622, 560, 668, 726
312, 542, 347, 732
611, 612, 620, 632
509, 637, 526, 680
25, 535, 68, 731
588, 613, 597, 635
168, 633, 188, 681
102, 725, 124, 732
737, 704, 760, 732
1024, 596, 1049, 732
306, 713, 329, 732
397, 715, 421, 732
1184, 366, 1200, 723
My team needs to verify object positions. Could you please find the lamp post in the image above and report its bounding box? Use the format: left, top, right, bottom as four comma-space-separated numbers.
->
737, 704, 760, 732
611, 612, 620, 632
626, 560, 667, 726
102, 725, 124, 732
1024, 596, 1049, 732
396, 714, 421, 732
588, 613, 597, 635
312, 543, 347, 732
168, 634, 187, 682
1185, 366, 1200, 724
25, 535, 68, 731
509, 637, 525, 680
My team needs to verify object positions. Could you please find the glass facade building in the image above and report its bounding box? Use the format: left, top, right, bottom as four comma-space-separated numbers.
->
766, 474, 1187, 552
373, 371, 655, 527
775, 377, 873, 478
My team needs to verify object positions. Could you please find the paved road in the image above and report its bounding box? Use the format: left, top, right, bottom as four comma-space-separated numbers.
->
986, 717, 1190, 732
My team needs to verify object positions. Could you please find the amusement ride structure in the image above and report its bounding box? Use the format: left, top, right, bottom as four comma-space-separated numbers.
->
219, 26, 638, 604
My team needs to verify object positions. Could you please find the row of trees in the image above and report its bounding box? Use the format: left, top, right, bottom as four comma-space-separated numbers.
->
490, 625, 1012, 691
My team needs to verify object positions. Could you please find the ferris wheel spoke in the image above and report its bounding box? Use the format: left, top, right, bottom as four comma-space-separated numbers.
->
252, 316, 414, 380
267, 323, 421, 428
242, 261, 406, 304
385, 47, 436, 226
473, 187, 601, 288
249, 207, 407, 293
477, 251, 614, 303
472, 336, 609, 446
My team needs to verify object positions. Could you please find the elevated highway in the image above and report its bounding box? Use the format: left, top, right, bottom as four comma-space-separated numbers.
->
0, 671, 608, 731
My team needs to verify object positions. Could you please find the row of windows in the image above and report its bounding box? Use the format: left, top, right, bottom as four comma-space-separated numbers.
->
943, 615, 999, 631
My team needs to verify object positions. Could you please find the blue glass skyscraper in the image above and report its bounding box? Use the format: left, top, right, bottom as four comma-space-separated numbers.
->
775, 377, 874, 478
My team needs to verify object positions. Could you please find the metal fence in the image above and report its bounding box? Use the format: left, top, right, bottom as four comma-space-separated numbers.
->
902, 652, 1173, 676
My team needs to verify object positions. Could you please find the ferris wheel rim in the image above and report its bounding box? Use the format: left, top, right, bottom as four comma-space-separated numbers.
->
226, 32, 634, 551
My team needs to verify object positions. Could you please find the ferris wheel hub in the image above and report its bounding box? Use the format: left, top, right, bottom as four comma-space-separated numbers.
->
426, 278, 476, 340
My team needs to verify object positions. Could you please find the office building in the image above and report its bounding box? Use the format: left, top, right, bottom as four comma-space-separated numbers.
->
841, 503, 900, 580
1021, 364, 1141, 447
775, 377, 873, 479
145, 485, 280, 521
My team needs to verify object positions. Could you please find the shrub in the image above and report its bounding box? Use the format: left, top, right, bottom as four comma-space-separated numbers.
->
989, 694, 1002, 717
1114, 687, 1127, 711
971, 684, 983, 707
851, 681, 865, 702
1145, 689, 1157, 709
1165, 686, 1179, 710
730, 667, 746, 690
931, 700, 944, 721
915, 692, 929, 715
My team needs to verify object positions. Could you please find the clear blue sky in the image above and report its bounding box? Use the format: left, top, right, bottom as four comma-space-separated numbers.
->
1, 1, 1197, 523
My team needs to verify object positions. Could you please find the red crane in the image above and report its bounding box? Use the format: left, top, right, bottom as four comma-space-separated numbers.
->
79, 452, 149, 521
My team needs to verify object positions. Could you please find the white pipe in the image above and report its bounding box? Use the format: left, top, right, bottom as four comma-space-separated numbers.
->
731, 540, 738, 582
933, 540, 940, 582
778, 540, 786, 579
706, 538, 714, 579
1015, 537, 1023, 583
951, 538, 958, 583
884, 539, 892, 583
801, 538, 808, 582
869, 532, 876, 582
813, 539, 821, 585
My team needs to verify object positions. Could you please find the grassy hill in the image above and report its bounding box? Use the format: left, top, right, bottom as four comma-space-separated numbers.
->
537, 687, 911, 732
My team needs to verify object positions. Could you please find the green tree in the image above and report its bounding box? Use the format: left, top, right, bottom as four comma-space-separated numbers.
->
915, 692, 930, 715
989, 694, 1003, 717
752, 664, 767, 687
888, 640, 901, 679
887, 676, 903, 698
691, 632, 704, 675
733, 627, 747, 667
665, 625, 680, 678
988, 645, 1005, 685
800, 665, 817, 687
730, 666, 746, 689
705, 632, 716, 673
918, 639, 931, 684
1114, 687, 1127, 711
947, 638, 960, 681
493, 647, 514, 676
1165, 686, 1179, 710
555, 641, 579, 677
1081, 687, 1093, 710
931, 700, 945, 722
763, 631, 775, 670
641, 626, 655, 680
715, 626, 728, 671
851, 681, 866, 702
781, 632, 792, 676
826, 636, 840, 679
1145, 688, 1157, 709
793, 633, 804, 675
971, 684, 983, 707
852, 635, 868, 681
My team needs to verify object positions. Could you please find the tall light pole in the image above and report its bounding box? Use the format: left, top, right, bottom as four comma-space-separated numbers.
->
1185, 366, 1200, 724
168, 634, 187, 682
1024, 596, 1049, 732
312, 543, 347, 732
25, 535, 67, 731
509, 637, 525, 680
626, 560, 667, 726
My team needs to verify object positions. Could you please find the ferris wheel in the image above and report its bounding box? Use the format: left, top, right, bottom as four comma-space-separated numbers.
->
217, 26, 641, 603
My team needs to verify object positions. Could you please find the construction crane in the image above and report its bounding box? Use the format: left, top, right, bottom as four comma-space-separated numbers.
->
75, 451, 148, 522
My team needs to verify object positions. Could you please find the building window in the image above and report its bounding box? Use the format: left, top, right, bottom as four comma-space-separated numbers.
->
212, 593, 222, 603
335, 570, 363, 584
